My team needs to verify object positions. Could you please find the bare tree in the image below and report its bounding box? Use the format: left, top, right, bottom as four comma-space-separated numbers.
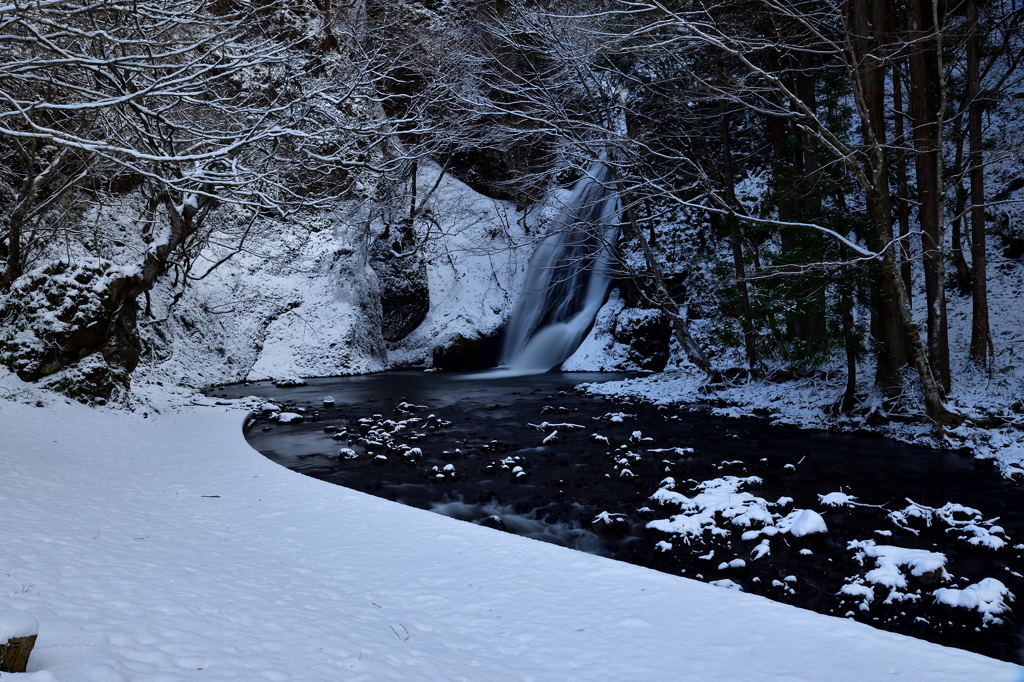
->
0, 0, 432, 379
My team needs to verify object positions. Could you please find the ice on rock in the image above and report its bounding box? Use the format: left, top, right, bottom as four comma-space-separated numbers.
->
276, 412, 304, 423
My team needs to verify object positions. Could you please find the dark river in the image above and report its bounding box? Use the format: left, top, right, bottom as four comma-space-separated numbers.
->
212, 370, 1024, 663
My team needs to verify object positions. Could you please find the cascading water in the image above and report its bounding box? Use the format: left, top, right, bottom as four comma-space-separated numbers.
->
498, 163, 620, 374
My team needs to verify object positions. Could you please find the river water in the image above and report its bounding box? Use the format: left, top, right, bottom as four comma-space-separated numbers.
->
213, 370, 1024, 662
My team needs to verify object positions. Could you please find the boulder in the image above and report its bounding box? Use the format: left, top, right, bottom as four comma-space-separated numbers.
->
372, 219, 430, 343
0, 259, 140, 386
41, 353, 131, 405
612, 307, 670, 372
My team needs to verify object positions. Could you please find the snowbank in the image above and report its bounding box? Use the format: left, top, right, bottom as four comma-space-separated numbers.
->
0, 394, 1016, 680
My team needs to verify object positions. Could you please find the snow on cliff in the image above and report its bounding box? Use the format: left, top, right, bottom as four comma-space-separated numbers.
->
388, 163, 532, 367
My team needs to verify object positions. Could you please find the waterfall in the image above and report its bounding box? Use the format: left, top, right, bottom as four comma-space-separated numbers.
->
498, 162, 620, 374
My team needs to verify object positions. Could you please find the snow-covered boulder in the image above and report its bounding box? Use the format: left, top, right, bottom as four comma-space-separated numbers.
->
0, 259, 139, 400
778, 509, 828, 538
934, 578, 1014, 625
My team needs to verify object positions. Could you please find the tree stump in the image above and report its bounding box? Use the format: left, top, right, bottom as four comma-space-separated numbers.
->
0, 634, 37, 673
0, 611, 38, 673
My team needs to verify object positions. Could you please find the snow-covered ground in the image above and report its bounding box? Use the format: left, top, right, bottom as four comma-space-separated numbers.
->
0, 377, 1018, 680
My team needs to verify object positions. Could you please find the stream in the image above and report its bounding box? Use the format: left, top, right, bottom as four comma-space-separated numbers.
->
213, 370, 1024, 663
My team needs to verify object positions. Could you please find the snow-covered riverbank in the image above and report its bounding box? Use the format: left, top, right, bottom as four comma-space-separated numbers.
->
0, 388, 1019, 680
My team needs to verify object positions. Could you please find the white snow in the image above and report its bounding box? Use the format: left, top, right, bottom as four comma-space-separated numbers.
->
934, 579, 1014, 625
751, 540, 772, 561
0, 609, 39, 642
849, 540, 951, 590
647, 476, 776, 540
888, 500, 1009, 550
838, 583, 875, 611
709, 579, 743, 591
818, 492, 857, 508
0, 394, 1015, 680
389, 163, 531, 367
778, 509, 828, 538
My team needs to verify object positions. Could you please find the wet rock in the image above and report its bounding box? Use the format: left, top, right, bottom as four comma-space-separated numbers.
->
591, 511, 630, 540
478, 515, 507, 531
431, 329, 504, 371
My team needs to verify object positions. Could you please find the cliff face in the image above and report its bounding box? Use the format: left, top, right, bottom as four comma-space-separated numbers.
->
126, 161, 531, 394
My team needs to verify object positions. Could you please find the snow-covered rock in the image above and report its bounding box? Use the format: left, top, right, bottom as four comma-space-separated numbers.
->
818, 491, 857, 508
849, 540, 950, 589
563, 291, 669, 372
778, 509, 828, 538
389, 163, 531, 368
934, 578, 1014, 625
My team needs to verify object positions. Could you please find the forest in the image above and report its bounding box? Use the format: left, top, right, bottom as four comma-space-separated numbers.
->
1, 1, 1024, 678
2, 1, 1023, 431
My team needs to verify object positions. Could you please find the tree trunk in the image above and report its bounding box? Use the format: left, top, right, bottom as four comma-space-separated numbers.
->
1, 205, 24, 290
851, 0, 908, 394
967, 0, 992, 365
796, 68, 827, 344
950, 131, 974, 294
840, 285, 858, 413
892, 61, 914, 299
621, 203, 713, 378
0, 634, 37, 673
907, 0, 951, 392
721, 108, 758, 370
